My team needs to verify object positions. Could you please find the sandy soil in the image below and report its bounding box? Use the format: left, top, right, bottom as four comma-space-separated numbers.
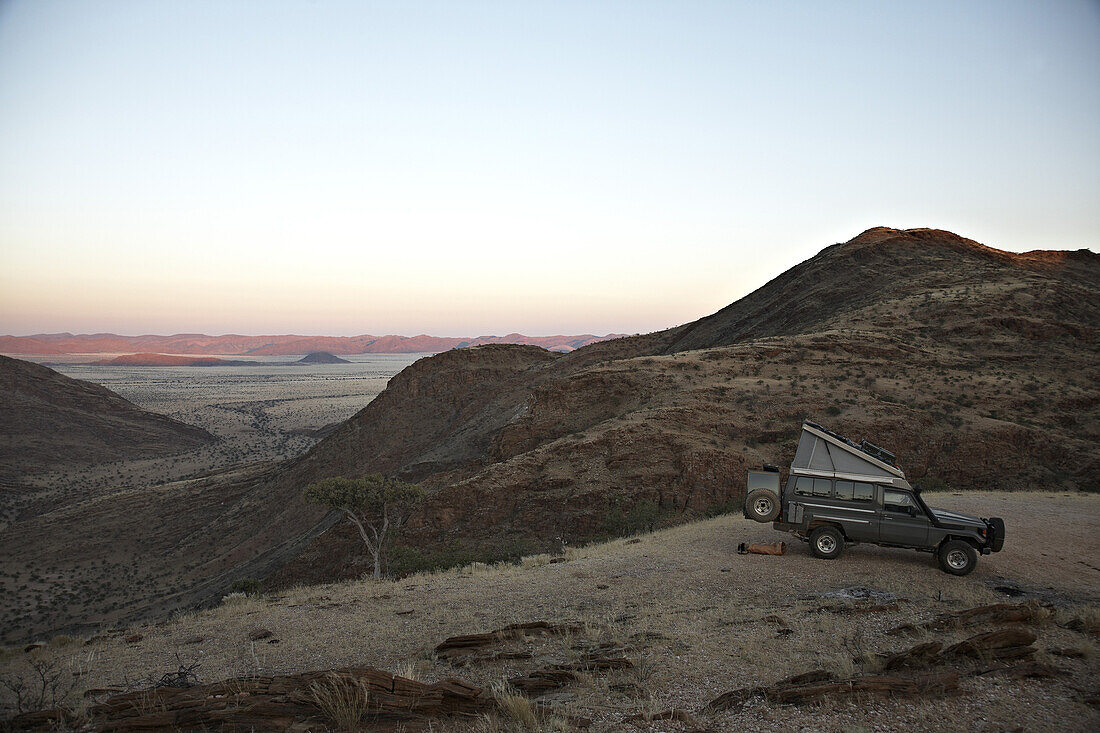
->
4, 491, 1097, 731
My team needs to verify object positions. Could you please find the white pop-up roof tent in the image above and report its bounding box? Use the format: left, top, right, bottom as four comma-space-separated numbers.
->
791, 421, 912, 488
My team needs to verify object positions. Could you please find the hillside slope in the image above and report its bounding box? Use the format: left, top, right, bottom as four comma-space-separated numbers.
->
275, 227, 1099, 584
5, 227, 1097, 642
0, 355, 216, 481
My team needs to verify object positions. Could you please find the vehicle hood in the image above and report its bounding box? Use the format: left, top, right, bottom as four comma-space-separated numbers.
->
929, 507, 986, 529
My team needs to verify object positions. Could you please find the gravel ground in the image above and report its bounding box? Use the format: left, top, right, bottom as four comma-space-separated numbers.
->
2, 490, 1097, 731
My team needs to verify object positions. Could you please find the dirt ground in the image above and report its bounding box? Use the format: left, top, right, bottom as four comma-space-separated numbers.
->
3, 490, 1097, 731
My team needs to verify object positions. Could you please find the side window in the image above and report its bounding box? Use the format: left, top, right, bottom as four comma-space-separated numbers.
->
794, 476, 813, 496
852, 482, 874, 502
834, 480, 854, 500
884, 490, 916, 514
812, 478, 832, 497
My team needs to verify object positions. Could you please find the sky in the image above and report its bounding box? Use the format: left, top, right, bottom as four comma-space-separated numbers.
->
1, 1, 1097, 337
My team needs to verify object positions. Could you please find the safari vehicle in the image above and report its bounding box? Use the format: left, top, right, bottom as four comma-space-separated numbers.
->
744, 420, 1005, 575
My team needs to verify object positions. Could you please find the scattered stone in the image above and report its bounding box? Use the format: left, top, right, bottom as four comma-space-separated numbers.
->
509, 669, 577, 696
944, 626, 1037, 660
549, 557, 567, 564
38, 666, 490, 733
435, 621, 582, 661
881, 642, 943, 671
596, 584, 610, 590
396, 609, 416, 616
124, 634, 144, 644
183, 636, 205, 645
888, 602, 1044, 635
22, 642, 44, 653
625, 538, 641, 544
1063, 616, 1100, 636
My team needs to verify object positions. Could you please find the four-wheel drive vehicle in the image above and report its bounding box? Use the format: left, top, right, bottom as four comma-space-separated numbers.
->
744, 420, 1005, 575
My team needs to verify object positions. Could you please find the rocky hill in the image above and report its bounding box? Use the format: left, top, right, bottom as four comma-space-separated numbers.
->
296, 351, 351, 364
0, 355, 216, 481
273, 227, 1099, 585
4, 227, 1097, 642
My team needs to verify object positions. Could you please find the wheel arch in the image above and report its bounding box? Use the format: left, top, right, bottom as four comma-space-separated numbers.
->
807, 520, 847, 540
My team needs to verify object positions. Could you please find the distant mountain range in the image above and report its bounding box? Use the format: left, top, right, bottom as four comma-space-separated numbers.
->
90, 351, 355, 366
0, 332, 628, 356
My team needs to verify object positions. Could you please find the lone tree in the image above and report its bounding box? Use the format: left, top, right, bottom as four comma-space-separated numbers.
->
303, 474, 425, 579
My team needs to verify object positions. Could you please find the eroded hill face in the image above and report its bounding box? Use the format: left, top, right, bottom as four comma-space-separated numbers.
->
0, 355, 216, 482
274, 227, 1099, 585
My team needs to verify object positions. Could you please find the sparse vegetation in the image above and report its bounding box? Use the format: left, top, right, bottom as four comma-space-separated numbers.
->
308, 672, 371, 730
303, 474, 426, 579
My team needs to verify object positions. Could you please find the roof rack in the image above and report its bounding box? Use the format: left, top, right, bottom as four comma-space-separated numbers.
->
803, 419, 899, 468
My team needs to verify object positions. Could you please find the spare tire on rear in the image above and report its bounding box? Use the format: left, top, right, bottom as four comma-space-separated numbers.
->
744, 489, 780, 522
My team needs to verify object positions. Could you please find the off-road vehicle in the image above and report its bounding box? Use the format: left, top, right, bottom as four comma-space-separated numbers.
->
744, 420, 1005, 575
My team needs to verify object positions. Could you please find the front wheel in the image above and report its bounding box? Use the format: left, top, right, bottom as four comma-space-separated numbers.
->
938, 540, 978, 576
809, 526, 844, 560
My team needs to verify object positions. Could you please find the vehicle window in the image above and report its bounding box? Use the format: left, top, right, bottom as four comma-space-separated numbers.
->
812, 478, 832, 497
852, 482, 874, 502
834, 481, 854, 500
884, 490, 915, 513
794, 476, 813, 496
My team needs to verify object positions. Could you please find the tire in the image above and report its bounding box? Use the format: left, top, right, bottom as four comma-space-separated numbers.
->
809, 525, 844, 560
988, 517, 1005, 552
744, 489, 780, 522
938, 540, 978, 576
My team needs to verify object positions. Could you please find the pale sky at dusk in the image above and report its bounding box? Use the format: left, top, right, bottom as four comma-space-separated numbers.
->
1, 1, 1098, 337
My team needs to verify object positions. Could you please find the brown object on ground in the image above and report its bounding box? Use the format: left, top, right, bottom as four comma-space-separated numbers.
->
508, 670, 578, 696
944, 626, 1038, 660
710, 669, 959, 711
508, 655, 633, 696
709, 670, 834, 711
770, 672, 960, 705
434, 621, 582, 661
746, 542, 786, 556
248, 628, 274, 641
888, 602, 1043, 635
881, 641, 944, 671
123, 634, 143, 643
10, 667, 490, 733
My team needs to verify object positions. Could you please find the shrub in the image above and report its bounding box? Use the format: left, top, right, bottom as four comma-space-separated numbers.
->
599, 499, 664, 538
230, 578, 263, 596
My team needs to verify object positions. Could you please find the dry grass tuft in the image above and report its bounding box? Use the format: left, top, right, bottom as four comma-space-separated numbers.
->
308, 672, 371, 730
490, 680, 539, 729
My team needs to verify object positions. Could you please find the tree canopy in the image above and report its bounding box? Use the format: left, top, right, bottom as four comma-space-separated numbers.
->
302, 474, 425, 579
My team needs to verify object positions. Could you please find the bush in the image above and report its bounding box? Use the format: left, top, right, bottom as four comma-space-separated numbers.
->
599, 499, 664, 538
230, 578, 263, 596
386, 539, 538, 576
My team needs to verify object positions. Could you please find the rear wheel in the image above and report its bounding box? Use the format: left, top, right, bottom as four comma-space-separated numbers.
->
744, 489, 780, 522
938, 540, 978, 576
809, 526, 844, 560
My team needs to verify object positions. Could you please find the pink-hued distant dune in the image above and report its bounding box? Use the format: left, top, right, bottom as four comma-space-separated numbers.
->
0, 332, 628, 356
